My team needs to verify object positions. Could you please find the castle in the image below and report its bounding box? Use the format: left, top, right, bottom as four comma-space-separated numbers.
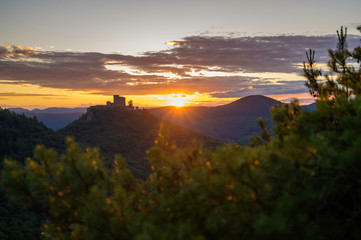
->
104, 95, 137, 110
85, 95, 138, 121
106, 95, 126, 107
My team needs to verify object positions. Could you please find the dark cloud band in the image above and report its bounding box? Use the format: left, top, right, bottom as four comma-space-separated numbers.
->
0, 34, 359, 97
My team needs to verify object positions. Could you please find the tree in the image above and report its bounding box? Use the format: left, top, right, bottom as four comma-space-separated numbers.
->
250, 118, 272, 146
1, 137, 138, 239
128, 100, 133, 108
303, 26, 361, 99
303, 49, 322, 98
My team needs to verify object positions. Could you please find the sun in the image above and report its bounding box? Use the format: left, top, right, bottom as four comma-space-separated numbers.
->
155, 93, 196, 107
170, 94, 187, 107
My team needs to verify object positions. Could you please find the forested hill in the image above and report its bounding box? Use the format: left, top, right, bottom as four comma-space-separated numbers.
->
0, 105, 220, 237
0, 108, 64, 163
60, 106, 221, 178
0, 108, 65, 239
150, 95, 282, 144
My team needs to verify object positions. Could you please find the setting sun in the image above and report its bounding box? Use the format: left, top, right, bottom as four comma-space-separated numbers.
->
170, 94, 187, 107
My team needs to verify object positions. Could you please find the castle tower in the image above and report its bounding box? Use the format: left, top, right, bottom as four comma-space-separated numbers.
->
113, 95, 126, 107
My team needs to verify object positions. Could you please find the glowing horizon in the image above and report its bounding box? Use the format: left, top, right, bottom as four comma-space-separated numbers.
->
0, 81, 314, 110
1, 17, 359, 110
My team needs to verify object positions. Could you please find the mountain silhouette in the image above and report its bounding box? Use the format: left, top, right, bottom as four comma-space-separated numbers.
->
150, 95, 282, 144
9, 107, 87, 130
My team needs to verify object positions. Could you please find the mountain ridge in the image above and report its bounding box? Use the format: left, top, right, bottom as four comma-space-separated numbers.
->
149, 95, 284, 144
8, 107, 88, 130
5, 95, 315, 133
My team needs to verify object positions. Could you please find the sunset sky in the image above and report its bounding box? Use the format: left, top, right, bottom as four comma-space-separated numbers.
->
1, 0, 360, 108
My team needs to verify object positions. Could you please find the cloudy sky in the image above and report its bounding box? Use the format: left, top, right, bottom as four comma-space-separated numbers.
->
0, 0, 360, 108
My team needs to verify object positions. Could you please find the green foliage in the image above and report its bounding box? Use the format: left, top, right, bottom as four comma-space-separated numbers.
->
250, 117, 271, 146
2, 137, 138, 239
303, 49, 322, 98
0, 108, 65, 239
303, 26, 361, 99
144, 127, 267, 239
0, 191, 42, 240
0, 108, 64, 164
2, 26, 361, 239
1, 129, 267, 239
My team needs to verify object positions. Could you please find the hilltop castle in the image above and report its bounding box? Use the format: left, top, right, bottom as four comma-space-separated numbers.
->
85, 95, 139, 121
103, 95, 137, 110
106, 95, 126, 107
90, 95, 138, 110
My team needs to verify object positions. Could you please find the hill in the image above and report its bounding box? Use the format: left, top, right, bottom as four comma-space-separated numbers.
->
60, 106, 220, 178
0, 108, 66, 240
149, 95, 282, 144
0, 108, 65, 162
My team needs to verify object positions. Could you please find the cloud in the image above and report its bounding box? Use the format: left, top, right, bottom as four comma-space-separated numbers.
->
209, 80, 307, 98
0, 92, 63, 97
42, 97, 69, 99
0, 45, 39, 57
0, 34, 360, 98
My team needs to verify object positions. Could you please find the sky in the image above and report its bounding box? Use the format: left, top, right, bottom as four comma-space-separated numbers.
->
0, 0, 360, 108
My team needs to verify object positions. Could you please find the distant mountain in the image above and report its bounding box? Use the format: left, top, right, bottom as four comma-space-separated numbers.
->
150, 95, 282, 144
214, 95, 281, 114
25, 112, 86, 130
302, 102, 317, 111
30, 107, 88, 114
60, 106, 220, 178
6, 107, 30, 114
9, 107, 87, 130
9, 107, 87, 114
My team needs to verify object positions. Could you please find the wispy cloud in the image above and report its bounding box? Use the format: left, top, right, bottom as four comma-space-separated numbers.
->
0, 92, 63, 97
0, 34, 359, 98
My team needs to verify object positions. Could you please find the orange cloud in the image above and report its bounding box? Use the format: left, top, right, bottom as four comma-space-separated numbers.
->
165, 41, 180, 46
